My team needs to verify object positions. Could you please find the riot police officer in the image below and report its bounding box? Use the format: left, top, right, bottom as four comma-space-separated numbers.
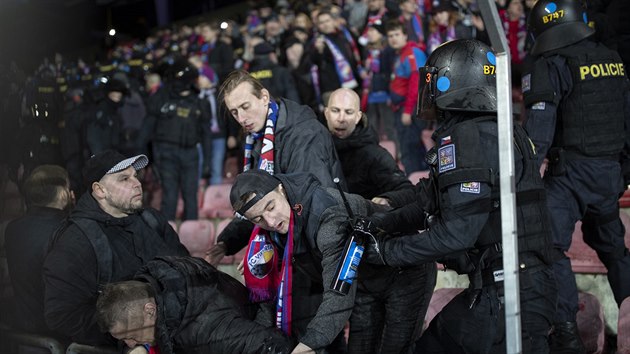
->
143, 59, 212, 221
523, 0, 630, 352
364, 39, 557, 353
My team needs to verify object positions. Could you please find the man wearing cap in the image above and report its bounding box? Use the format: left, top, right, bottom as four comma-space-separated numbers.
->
229, 169, 387, 353
43, 150, 189, 346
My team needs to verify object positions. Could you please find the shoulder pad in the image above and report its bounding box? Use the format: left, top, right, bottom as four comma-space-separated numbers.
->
522, 57, 558, 106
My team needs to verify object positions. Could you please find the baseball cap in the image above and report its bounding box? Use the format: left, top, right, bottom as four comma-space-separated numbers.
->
230, 169, 281, 216
83, 150, 149, 188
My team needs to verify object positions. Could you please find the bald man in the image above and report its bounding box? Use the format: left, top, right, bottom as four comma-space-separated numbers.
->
324, 88, 436, 353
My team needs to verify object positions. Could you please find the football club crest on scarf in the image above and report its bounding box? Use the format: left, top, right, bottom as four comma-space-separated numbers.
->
247, 234, 276, 279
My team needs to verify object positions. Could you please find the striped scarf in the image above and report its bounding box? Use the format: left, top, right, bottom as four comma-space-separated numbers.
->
243, 100, 279, 174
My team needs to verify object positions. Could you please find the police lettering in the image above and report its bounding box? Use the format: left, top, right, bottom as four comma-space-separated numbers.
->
579, 62, 625, 80
251, 70, 273, 80
483, 65, 495, 75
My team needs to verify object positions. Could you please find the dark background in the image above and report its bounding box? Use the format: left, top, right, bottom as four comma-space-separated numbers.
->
0, 0, 242, 73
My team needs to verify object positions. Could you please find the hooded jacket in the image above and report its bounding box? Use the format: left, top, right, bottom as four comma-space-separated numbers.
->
217, 98, 346, 255
271, 172, 382, 350
43, 192, 189, 345
135, 256, 293, 354
333, 117, 413, 203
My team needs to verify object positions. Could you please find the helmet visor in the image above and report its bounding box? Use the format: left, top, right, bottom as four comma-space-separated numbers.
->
417, 66, 438, 120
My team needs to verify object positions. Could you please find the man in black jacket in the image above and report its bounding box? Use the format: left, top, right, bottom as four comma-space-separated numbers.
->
96, 256, 293, 354
249, 41, 301, 104
5, 165, 73, 334
324, 87, 435, 353
43, 150, 189, 346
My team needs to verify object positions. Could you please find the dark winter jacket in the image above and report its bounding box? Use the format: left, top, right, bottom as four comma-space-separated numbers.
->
43, 193, 189, 345
5, 207, 67, 333
217, 98, 345, 255
271, 172, 383, 350
135, 256, 293, 354
333, 117, 413, 203
249, 57, 301, 103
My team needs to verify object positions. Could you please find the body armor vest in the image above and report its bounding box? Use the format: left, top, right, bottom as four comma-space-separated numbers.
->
156, 96, 203, 148
434, 117, 552, 268
550, 43, 626, 158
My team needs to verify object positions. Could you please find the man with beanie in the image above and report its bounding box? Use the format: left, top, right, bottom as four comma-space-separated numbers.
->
43, 150, 189, 347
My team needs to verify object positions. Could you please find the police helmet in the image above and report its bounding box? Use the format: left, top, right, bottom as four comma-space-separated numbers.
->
418, 39, 497, 118
527, 0, 594, 56
168, 59, 199, 93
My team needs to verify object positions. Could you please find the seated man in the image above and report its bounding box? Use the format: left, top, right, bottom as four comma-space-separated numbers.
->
96, 256, 293, 354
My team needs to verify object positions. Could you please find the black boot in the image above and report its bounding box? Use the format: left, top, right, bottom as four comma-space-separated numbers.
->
549, 322, 586, 354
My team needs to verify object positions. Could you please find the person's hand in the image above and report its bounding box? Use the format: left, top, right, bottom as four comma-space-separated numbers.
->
472, 15, 485, 31
401, 113, 412, 126
227, 136, 238, 149
205, 242, 227, 266
291, 343, 314, 354
371, 197, 391, 206
236, 258, 245, 275
539, 158, 548, 178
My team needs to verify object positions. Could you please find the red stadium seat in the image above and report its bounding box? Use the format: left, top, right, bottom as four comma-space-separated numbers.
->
619, 189, 630, 209
178, 220, 215, 258
423, 287, 465, 332
407, 170, 430, 185
618, 297, 630, 354
216, 218, 236, 264
576, 291, 605, 354
379, 140, 397, 160
567, 222, 607, 274
200, 184, 233, 218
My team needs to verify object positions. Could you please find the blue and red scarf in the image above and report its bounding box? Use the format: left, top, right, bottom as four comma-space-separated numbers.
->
243, 100, 279, 174
323, 37, 358, 89
243, 213, 295, 335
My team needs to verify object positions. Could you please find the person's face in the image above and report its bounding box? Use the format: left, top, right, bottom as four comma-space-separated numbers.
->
201, 25, 217, 42
507, 0, 524, 18
366, 26, 383, 43
434, 11, 450, 26
285, 42, 304, 63
317, 14, 336, 34
223, 82, 270, 133
243, 186, 292, 234
96, 167, 143, 216
368, 0, 384, 11
325, 91, 362, 139
400, 0, 418, 14
110, 303, 156, 348
387, 29, 408, 50
265, 20, 282, 37
108, 91, 123, 103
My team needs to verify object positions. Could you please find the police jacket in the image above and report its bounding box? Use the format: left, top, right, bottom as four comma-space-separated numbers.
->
249, 57, 301, 103
523, 39, 630, 164
272, 172, 383, 350
217, 99, 346, 255
333, 116, 413, 203
135, 256, 293, 354
143, 88, 213, 172
368, 114, 552, 274
86, 97, 123, 154
43, 193, 189, 345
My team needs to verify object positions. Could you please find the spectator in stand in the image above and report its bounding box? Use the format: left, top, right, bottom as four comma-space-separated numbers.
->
360, 20, 397, 142
5, 165, 74, 334
310, 7, 362, 110
199, 21, 235, 83
500, 0, 527, 79
426, 1, 460, 54
358, 0, 400, 47
398, 0, 426, 50
386, 19, 428, 173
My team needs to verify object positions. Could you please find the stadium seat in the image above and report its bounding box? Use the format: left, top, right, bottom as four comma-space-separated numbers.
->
200, 184, 233, 219
423, 287, 465, 331
566, 222, 606, 274
223, 156, 239, 184
618, 297, 630, 354
178, 220, 215, 258
576, 291, 605, 354
407, 170, 430, 185
619, 189, 630, 209
379, 140, 397, 160
0, 328, 66, 354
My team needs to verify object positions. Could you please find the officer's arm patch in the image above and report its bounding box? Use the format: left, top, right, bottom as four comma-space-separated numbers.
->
438, 144, 456, 173
522, 74, 531, 92
460, 182, 480, 194
531, 102, 546, 110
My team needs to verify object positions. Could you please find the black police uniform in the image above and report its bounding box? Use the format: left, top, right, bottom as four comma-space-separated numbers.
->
364, 39, 557, 354
522, 38, 630, 324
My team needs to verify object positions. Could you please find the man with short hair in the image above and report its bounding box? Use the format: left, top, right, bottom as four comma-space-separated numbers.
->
5, 165, 73, 334
43, 150, 189, 346
96, 256, 293, 354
